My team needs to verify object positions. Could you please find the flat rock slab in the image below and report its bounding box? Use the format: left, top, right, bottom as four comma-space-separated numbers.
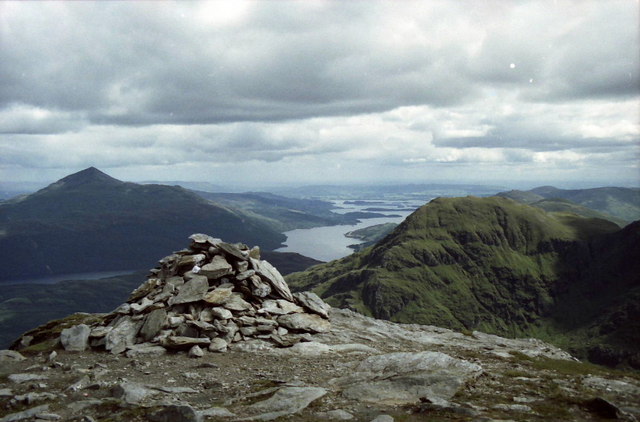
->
125, 343, 167, 358
278, 313, 331, 333
8, 373, 48, 384
331, 351, 482, 405
199, 255, 233, 280
190, 233, 221, 245
279, 341, 379, 356
198, 407, 236, 418
203, 286, 234, 305
151, 385, 199, 394
315, 409, 354, 420
294, 292, 330, 319
0, 350, 26, 362
245, 386, 327, 421
223, 293, 253, 312
218, 242, 248, 261
0, 404, 49, 422
161, 336, 211, 349
169, 276, 209, 305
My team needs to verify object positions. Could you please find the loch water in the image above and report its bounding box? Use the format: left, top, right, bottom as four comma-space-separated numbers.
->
274, 199, 425, 262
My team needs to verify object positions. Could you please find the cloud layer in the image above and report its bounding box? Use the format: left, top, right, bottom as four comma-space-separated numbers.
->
0, 0, 638, 187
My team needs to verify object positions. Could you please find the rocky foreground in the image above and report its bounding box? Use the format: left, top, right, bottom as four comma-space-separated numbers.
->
1, 236, 639, 422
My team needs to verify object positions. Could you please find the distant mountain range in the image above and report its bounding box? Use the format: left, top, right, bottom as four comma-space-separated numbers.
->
193, 191, 368, 232
287, 196, 640, 367
0, 168, 325, 281
497, 186, 640, 225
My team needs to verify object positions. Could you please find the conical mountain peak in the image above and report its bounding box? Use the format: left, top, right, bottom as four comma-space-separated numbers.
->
56, 167, 124, 188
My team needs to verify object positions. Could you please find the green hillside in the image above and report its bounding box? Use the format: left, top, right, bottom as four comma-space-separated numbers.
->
287, 196, 639, 367
531, 198, 627, 227
0, 168, 286, 280
345, 222, 398, 251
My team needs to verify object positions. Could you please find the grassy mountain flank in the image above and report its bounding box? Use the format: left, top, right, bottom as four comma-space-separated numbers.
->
498, 186, 640, 224
527, 198, 628, 227
345, 222, 398, 251
0, 167, 286, 280
287, 196, 639, 367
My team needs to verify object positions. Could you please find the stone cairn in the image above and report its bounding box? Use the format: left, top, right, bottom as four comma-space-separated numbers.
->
63, 234, 330, 357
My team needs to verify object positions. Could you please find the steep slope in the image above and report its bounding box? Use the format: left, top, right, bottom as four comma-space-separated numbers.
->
0, 168, 285, 280
287, 196, 638, 365
498, 186, 640, 223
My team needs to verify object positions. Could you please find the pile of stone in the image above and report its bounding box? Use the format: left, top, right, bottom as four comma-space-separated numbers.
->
61, 234, 330, 357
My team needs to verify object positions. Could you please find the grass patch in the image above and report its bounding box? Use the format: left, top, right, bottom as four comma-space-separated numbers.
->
502, 369, 531, 378
507, 351, 640, 379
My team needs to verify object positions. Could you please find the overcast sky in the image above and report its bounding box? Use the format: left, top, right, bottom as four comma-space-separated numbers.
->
1, 0, 638, 189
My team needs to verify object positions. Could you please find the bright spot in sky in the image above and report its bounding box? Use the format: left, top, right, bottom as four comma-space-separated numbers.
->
529, 78, 534, 83
196, 1, 249, 26
510, 63, 516, 69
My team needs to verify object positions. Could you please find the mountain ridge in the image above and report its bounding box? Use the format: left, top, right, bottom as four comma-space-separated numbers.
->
287, 196, 639, 367
497, 186, 640, 224
0, 168, 287, 280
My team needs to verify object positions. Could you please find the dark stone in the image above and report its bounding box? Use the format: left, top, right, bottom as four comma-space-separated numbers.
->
140, 309, 167, 342
583, 397, 623, 419
148, 404, 201, 422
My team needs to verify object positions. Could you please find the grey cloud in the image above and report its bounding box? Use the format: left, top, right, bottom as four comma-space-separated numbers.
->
437, 132, 635, 152
432, 109, 638, 152
0, 1, 494, 128
0, 1, 637, 187
1, 1, 637, 131
523, 2, 639, 101
0, 106, 86, 134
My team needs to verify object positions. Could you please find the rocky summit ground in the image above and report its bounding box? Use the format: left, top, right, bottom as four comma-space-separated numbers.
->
1, 308, 639, 422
